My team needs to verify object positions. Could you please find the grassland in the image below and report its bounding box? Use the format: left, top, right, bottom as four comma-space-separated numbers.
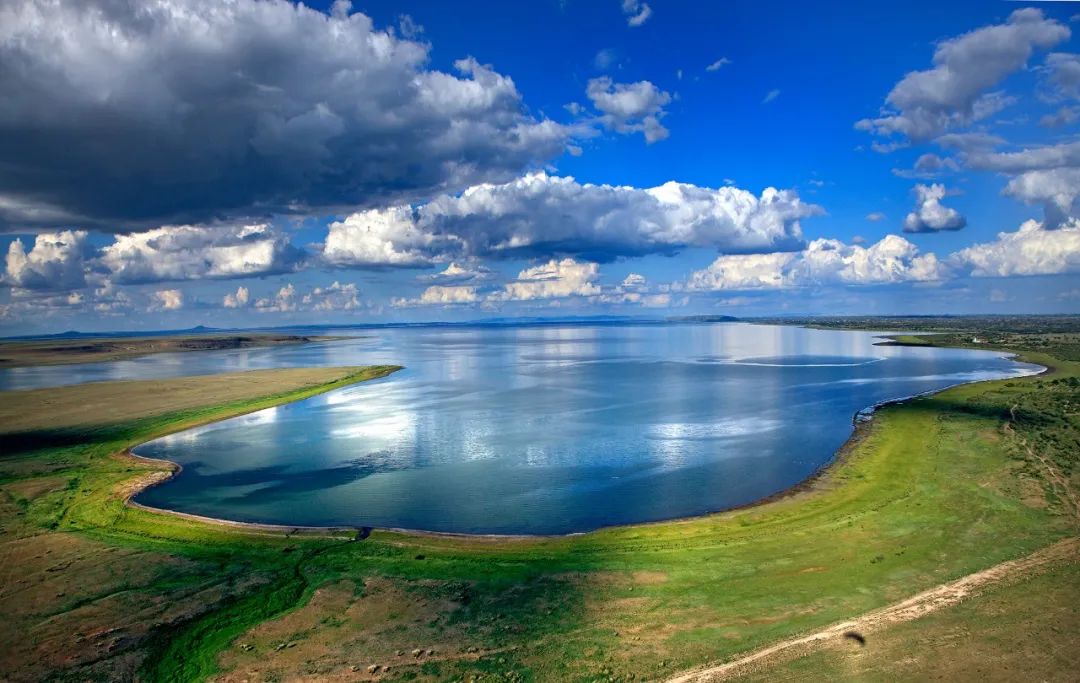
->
0, 331, 1077, 682
0, 333, 346, 367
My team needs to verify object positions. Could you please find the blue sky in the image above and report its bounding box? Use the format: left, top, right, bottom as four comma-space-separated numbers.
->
1, 0, 1079, 333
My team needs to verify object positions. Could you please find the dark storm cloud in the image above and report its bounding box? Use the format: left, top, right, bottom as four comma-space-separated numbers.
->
0, 0, 574, 232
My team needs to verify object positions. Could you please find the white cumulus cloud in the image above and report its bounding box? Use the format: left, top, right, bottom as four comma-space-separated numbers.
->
395, 285, 481, 307
255, 283, 297, 312
101, 223, 302, 284
302, 281, 363, 311
4, 230, 90, 291
223, 286, 250, 309
903, 184, 966, 233
689, 235, 947, 290
151, 289, 184, 311
951, 219, 1080, 276
490, 259, 602, 301
586, 77, 672, 143
322, 207, 458, 268
321, 172, 819, 267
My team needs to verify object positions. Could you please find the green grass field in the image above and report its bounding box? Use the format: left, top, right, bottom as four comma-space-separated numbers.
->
0, 337, 1077, 682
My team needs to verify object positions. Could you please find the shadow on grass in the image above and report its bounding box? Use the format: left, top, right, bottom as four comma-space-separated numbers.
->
887, 395, 1054, 430
0, 426, 128, 456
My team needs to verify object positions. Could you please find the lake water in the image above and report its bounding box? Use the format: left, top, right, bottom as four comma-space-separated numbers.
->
1, 323, 1041, 534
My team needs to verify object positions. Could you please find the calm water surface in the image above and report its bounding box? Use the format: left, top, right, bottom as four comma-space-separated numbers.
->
1, 323, 1040, 534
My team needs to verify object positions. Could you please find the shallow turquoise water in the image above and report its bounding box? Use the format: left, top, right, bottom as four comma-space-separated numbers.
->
7, 323, 1038, 535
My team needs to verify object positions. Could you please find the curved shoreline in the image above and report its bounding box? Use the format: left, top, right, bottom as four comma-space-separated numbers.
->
122, 348, 1048, 541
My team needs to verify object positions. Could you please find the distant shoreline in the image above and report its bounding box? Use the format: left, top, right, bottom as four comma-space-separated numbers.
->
0, 333, 350, 368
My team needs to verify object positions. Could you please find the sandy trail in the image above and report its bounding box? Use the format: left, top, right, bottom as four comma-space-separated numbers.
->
664, 536, 1079, 683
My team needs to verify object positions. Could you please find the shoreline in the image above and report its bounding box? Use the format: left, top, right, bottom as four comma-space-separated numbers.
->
121, 341, 1050, 542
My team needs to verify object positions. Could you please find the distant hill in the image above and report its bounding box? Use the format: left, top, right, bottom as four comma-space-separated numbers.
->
1, 325, 226, 342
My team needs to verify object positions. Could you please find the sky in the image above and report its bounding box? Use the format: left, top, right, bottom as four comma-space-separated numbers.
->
2, 0, 1080, 334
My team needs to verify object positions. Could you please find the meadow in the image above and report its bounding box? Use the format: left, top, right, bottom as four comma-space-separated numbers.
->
0, 330, 1076, 682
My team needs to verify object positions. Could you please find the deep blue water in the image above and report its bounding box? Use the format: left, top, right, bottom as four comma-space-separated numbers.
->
0, 323, 1040, 535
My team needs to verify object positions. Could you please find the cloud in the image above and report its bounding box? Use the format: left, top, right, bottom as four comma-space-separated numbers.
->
594, 48, 619, 70
87, 284, 134, 315
302, 281, 363, 311
965, 140, 1080, 174
893, 153, 961, 179
0, 0, 573, 231
490, 259, 601, 301
322, 206, 460, 268
4, 230, 90, 291
101, 223, 303, 284
762, 89, 781, 105
0, 289, 98, 320
586, 77, 672, 143
688, 252, 794, 290
1003, 168, 1080, 228
958, 141, 1080, 227
951, 219, 1080, 276
395, 285, 481, 307
593, 272, 674, 307
420, 262, 495, 283
397, 13, 424, 39
688, 235, 947, 290
903, 183, 966, 233
255, 283, 297, 312
151, 289, 184, 311
934, 132, 1005, 153
870, 140, 909, 155
223, 286, 250, 309
398, 262, 683, 308
706, 58, 732, 72
866, 212, 886, 222
320, 172, 819, 267
1042, 52, 1080, 100
1040, 105, 1079, 128
248, 280, 364, 312
688, 218, 1080, 292
857, 9, 1068, 141
622, 0, 652, 27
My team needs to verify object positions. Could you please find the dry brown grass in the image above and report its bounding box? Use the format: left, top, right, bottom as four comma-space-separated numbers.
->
0, 366, 368, 432
0, 531, 271, 682
214, 577, 497, 682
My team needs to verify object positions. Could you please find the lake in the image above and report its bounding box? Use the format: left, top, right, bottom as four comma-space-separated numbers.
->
1, 323, 1041, 534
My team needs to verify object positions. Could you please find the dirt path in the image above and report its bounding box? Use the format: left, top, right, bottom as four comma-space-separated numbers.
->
668, 405, 1080, 683
664, 536, 1079, 683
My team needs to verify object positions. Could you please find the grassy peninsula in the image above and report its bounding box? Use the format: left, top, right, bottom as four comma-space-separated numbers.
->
0, 331, 1076, 682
